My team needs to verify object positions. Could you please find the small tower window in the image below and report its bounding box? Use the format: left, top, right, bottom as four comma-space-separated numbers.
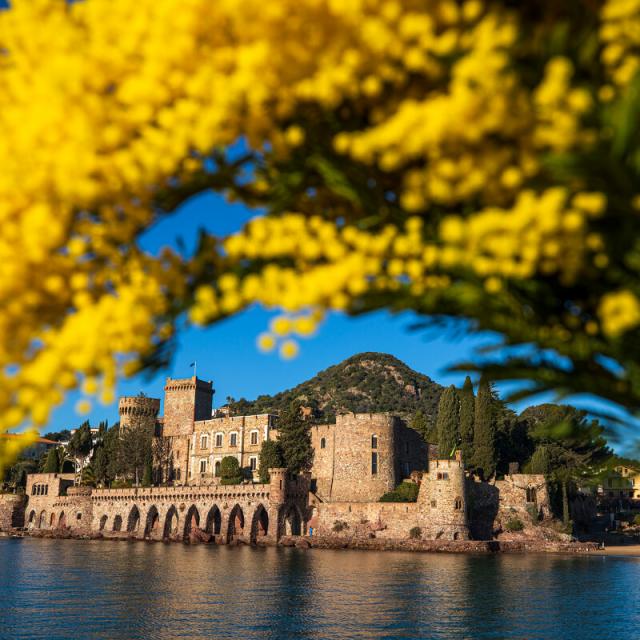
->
454, 497, 463, 510
371, 435, 378, 449
371, 452, 378, 475
320, 437, 326, 449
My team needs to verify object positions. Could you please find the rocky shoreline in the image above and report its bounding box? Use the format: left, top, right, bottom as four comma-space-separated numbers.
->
1, 528, 601, 554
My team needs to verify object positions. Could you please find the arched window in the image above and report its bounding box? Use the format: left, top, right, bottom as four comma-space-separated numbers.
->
214, 460, 221, 477
320, 437, 326, 449
371, 435, 378, 449
454, 497, 463, 510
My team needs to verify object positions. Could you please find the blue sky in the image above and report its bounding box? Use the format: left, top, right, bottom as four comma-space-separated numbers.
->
46, 191, 639, 455
48, 192, 499, 429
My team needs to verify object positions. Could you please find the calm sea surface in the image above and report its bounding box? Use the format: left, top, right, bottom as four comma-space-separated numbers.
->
0, 538, 638, 639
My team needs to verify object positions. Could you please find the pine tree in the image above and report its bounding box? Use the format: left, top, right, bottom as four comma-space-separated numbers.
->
278, 401, 313, 474
436, 385, 460, 458
42, 447, 60, 473
258, 439, 285, 483
458, 376, 475, 463
472, 376, 496, 479
528, 445, 552, 475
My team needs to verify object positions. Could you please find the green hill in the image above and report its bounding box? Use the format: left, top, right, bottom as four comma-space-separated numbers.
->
228, 352, 443, 423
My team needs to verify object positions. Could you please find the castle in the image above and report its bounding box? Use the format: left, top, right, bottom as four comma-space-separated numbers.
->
0, 376, 553, 544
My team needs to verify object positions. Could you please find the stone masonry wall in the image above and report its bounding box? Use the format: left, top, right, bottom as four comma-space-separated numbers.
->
162, 377, 214, 437
0, 494, 25, 531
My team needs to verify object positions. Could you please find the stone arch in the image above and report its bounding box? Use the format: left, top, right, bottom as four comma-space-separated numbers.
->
183, 505, 200, 539
49, 512, 57, 528
163, 505, 179, 539
227, 504, 245, 540
38, 510, 47, 529
144, 506, 160, 537
127, 505, 141, 533
27, 510, 36, 525
453, 531, 460, 541
250, 504, 269, 543
99, 515, 108, 531
205, 505, 221, 535
279, 503, 302, 537
113, 515, 123, 532
58, 511, 67, 529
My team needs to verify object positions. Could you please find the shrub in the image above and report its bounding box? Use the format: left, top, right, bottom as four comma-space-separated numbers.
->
219, 456, 243, 485
409, 526, 422, 540
633, 514, 640, 526
526, 504, 540, 523
110, 479, 132, 489
332, 520, 348, 533
504, 517, 524, 532
379, 481, 419, 503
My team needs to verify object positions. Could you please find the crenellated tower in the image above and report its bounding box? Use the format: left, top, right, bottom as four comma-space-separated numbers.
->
162, 376, 214, 437
118, 396, 160, 433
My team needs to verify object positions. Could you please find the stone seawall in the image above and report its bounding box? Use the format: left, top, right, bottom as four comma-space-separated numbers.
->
0, 494, 25, 530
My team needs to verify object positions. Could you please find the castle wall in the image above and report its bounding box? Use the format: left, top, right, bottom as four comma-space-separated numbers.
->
0, 494, 25, 530
162, 377, 214, 438
19, 470, 309, 543
189, 414, 276, 482
310, 413, 428, 502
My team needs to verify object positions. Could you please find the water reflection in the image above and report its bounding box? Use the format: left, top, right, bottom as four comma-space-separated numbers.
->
0, 539, 638, 639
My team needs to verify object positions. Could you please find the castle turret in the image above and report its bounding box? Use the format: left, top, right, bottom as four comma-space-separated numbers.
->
268, 468, 289, 505
417, 450, 469, 540
118, 396, 160, 432
162, 377, 214, 437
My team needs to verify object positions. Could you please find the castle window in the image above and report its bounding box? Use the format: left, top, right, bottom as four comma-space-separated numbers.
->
250, 430, 259, 446
371, 435, 378, 449
199, 459, 207, 473
431, 500, 437, 508
200, 434, 208, 449
454, 498, 463, 510
215, 433, 223, 448
320, 437, 326, 449
230, 432, 238, 447
176, 469, 181, 481
250, 456, 258, 471
214, 461, 221, 477
526, 487, 537, 504
437, 472, 449, 481
371, 452, 378, 475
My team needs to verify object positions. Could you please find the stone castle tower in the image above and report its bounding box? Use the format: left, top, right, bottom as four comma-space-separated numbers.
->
418, 451, 469, 540
162, 377, 214, 437
118, 396, 160, 432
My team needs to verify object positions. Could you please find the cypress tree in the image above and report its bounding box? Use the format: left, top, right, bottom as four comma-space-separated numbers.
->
43, 447, 60, 473
459, 376, 475, 463
410, 409, 432, 444
278, 401, 313, 474
258, 439, 285, 483
436, 385, 460, 458
472, 376, 496, 479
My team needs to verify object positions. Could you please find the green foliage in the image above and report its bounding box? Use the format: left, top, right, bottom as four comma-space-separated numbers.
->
436, 385, 460, 458
141, 453, 153, 487
258, 439, 285, 483
379, 481, 419, 502
472, 377, 496, 479
633, 514, 640, 525
409, 526, 422, 539
116, 420, 153, 486
67, 421, 93, 462
219, 456, 242, 485
278, 401, 313, 474
526, 504, 540, 523
110, 479, 132, 489
459, 376, 475, 463
42, 429, 71, 442
228, 352, 442, 424
80, 463, 96, 487
42, 447, 60, 473
504, 517, 524, 532
332, 520, 348, 533
410, 409, 434, 444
